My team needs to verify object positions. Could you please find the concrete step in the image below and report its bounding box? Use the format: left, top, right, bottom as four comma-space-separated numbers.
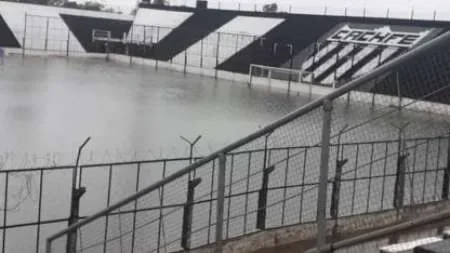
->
379, 237, 442, 253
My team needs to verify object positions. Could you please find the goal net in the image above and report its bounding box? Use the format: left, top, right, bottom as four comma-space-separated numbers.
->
92, 29, 112, 43
248, 64, 310, 91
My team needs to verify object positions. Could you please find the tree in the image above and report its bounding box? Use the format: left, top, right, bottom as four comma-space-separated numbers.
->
153, 0, 165, 5
140, 0, 169, 5
47, 0, 66, 6
130, 7, 138, 16
19, 0, 48, 5
81, 0, 104, 11
263, 3, 278, 13
63, 1, 78, 8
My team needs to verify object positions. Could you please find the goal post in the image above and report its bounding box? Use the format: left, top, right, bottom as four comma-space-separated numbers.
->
92, 29, 112, 43
248, 64, 311, 93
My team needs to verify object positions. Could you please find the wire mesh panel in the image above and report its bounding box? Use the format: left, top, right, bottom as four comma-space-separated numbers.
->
169, 31, 257, 69
24, 15, 47, 50
47, 32, 450, 253
24, 14, 83, 54
46, 17, 71, 52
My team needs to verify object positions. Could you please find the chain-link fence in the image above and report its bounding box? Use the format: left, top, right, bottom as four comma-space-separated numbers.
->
20, 14, 85, 56
0, 139, 434, 253
0, 157, 195, 253
124, 23, 258, 76
17, 13, 259, 73
45, 30, 450, 253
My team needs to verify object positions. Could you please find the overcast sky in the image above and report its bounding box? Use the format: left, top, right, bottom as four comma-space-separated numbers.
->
81, 0, 450, 18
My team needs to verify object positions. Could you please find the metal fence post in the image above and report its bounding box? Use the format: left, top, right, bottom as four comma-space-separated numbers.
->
66, 31, 70, 57
129, 26, 134, 65
200, 38, 204, 68
181, 178, 202, 250
23, 13, 27, 57
330, 127, 348, 238
316, 99, 333, 252
36, 169, 44, 253
143, 26, 146, 54
330, 150, 347, 220
184, 49, 188, 75
288, 44, 294, 93
103, 165, 113, 253
157, 162, 166, 253
393, 136, 408, 209
46, 238, 52, 253
215, 153, 226, 253
44, 17, 49, 51
130, 163, 141, 253
67, 137, 90, 253
215, 32, 221, 79
156, 26, 160, 70
257, 166, 275, 230
2, 172, 9, 253
442, 132, 450, 199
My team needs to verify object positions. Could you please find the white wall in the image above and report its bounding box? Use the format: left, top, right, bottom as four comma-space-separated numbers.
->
0, 1, 133, 53
129, 8, 193, 44
302, 42, 339, 70
171, 16, 285, 68
334, 46, 377, 79
353, 47, 399, 78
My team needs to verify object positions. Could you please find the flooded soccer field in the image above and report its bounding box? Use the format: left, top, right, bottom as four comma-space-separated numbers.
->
0, 55, 312, 168
0, 55, 449, 253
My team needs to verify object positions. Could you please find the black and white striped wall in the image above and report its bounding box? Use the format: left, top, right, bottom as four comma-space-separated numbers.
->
1, 2, 449, 103
1, 2, 448, 72
0, 1, 133, 54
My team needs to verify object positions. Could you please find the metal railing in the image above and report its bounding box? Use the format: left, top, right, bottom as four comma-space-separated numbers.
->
16, 14, 259, 74
45, 30, 450, 253
0, 156, 196, 253
0, 137, 442, 253
17, 14, 85, 56
162, 0, 450, 22
39, 135, 449, 253
123, 23, 258, 77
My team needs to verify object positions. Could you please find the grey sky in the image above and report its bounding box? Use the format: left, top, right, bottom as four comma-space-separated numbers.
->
78, 0, 450, 17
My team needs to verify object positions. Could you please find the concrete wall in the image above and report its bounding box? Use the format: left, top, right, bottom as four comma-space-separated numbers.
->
171, 16, 284, 67
1, 3, 450, 106
0, 1, 133, 54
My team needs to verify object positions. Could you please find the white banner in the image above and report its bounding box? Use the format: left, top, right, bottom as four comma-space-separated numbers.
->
327, 25, 430, 48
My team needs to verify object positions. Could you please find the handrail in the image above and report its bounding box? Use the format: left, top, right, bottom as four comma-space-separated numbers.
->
46, 30, 450, 245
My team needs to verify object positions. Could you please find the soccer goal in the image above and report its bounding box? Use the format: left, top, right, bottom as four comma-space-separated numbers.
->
248, 64, 311, 93
92, 29, 126, 43
92, 29, 112, 43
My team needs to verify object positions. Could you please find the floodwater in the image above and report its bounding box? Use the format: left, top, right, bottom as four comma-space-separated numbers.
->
0, 55, 310, 168
0, 55, 449, 253
0, 55, 315, 253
